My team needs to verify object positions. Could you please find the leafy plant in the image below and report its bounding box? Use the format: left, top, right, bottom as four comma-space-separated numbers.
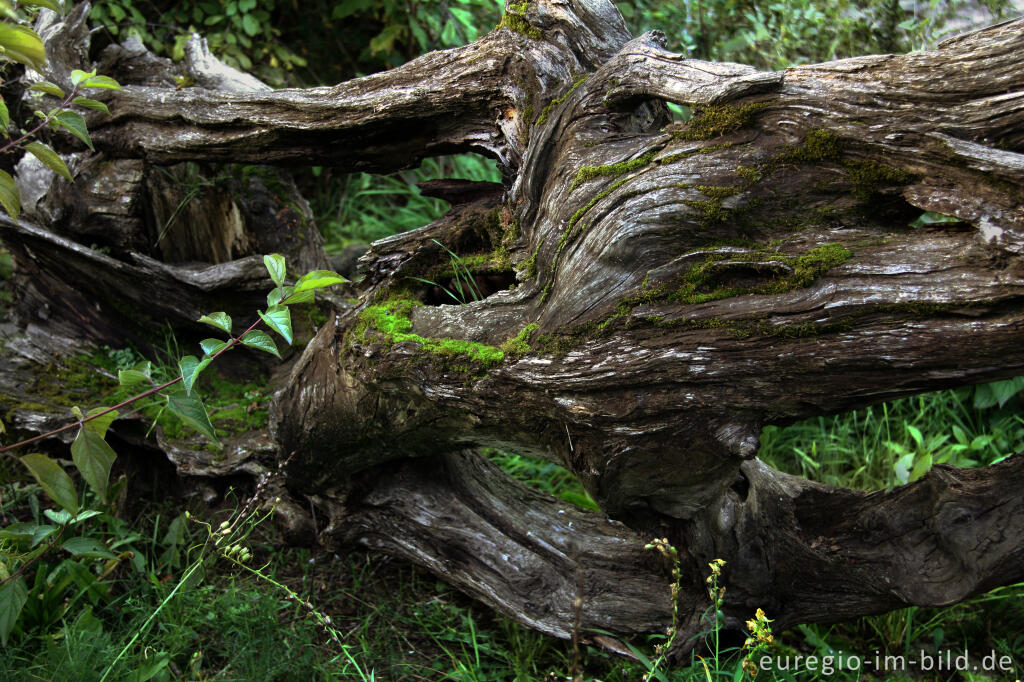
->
311, 153, 500, 251
409, 239, 484, 305
90, 0, 308, 85
617, 0, 1014, 71
0, 254, 346, 646
0, 4, 122, 220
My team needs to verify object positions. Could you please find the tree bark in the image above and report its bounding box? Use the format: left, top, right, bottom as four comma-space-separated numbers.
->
2, 1, 1023, 655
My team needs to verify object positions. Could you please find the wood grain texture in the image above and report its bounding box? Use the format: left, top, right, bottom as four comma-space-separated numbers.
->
4, 1, 1023, 656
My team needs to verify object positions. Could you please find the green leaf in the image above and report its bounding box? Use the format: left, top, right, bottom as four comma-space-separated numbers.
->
24, 141, 72, 182
129, 652, 172, 682
53, 110, 94, 150
61, 537, 117, 559
263, 253, 286, 287
280, 288, 315, 305
70, 69, 96, 86
20, 0, 65, 12
20, 453, 78, 514
240, 330, 280, 358
893, 452, 914, 485
909, 453, 933, 482
197, 312, 232, 334
80, 74, 122, 91
0, 97, 9, 137
241, 12, 260, 36
199, 338, 228, 356
30, 523, 58, 546
72, 96, 110, 115
69, 510, 103, 525
909, 211, 961, 228
906, 424, 923, 449
267, 285, 290, 307
0, 23, 47, 73
0, 522, 57, 547
118, 369, 151, 387
293, 270, 347, 294
43, 509, 71, 525
27, 81, 65, 98
0, 169, 20, 221
166, 390, 220, 446
0, 577, 28, 646
71, 428, 116, 500
178, 355, 212, 395
83, 406, 119, 439
258, 305, 292, 345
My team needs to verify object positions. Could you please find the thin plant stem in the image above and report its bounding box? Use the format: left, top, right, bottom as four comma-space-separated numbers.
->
0, 317, 263, 456
0, 86, 81, 156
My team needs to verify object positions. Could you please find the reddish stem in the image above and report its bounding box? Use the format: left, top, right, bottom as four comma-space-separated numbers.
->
0, 317, 264, 455
0, 84, 81, 156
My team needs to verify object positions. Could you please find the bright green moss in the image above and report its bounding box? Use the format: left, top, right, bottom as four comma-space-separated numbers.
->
356, 297, 505, 369
787, 243, 852, 287
670, 102, 767, 141
572, 150, 658, 190
535, 75, 588, 126
649, 243, 853, 306
524, 239, 543, 279
500, 323, 540, 354
497, 2, 542, 39
565, 177, 629, 237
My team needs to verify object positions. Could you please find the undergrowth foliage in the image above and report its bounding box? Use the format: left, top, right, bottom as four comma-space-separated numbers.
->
0, 255, 345, 646
0, 1, 1022, 679
0, 2, 123, 221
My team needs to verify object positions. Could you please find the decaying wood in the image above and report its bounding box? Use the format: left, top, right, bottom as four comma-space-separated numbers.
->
2, 0, 1023, 656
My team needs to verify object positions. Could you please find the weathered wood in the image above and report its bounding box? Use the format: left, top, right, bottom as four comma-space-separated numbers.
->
3, 0, 1023, 657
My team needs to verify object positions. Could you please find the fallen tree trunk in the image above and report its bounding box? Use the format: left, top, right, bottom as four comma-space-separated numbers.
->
3, 0, 1023, 654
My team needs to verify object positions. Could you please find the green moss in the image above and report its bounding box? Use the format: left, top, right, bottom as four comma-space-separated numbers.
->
500, 323, 540, 354
307, 306, 330, 327
844, 160, 914, 200
736, 165, 761, 184
496, 2, 542, 40
684, 185, 743, 226
758, 129, 914, 202
566, 176, 630, 235
877, 301, 959, 318
539, 281, 553, 304
775, 128, 843, 165
656, 143, 733, 167
641, 243, 852, 307
524, 239, 543, 279
25, 349, 122, 410
670, 102, 767, 141
14, 344, 272, 444
355, 297, 505, 370
694, 185, 739, 200
535, 75, 588, 126
529, 242, 853, 355
572, 150, 658, 190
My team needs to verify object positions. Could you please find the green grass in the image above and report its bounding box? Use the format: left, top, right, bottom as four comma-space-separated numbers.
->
304, 153, 501, 252
760, 381, 1024, 490
3, 374, 1022, 680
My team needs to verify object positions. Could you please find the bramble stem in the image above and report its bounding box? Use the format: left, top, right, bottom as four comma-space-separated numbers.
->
0, 85, 81, 156
0, 317, 264, 455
